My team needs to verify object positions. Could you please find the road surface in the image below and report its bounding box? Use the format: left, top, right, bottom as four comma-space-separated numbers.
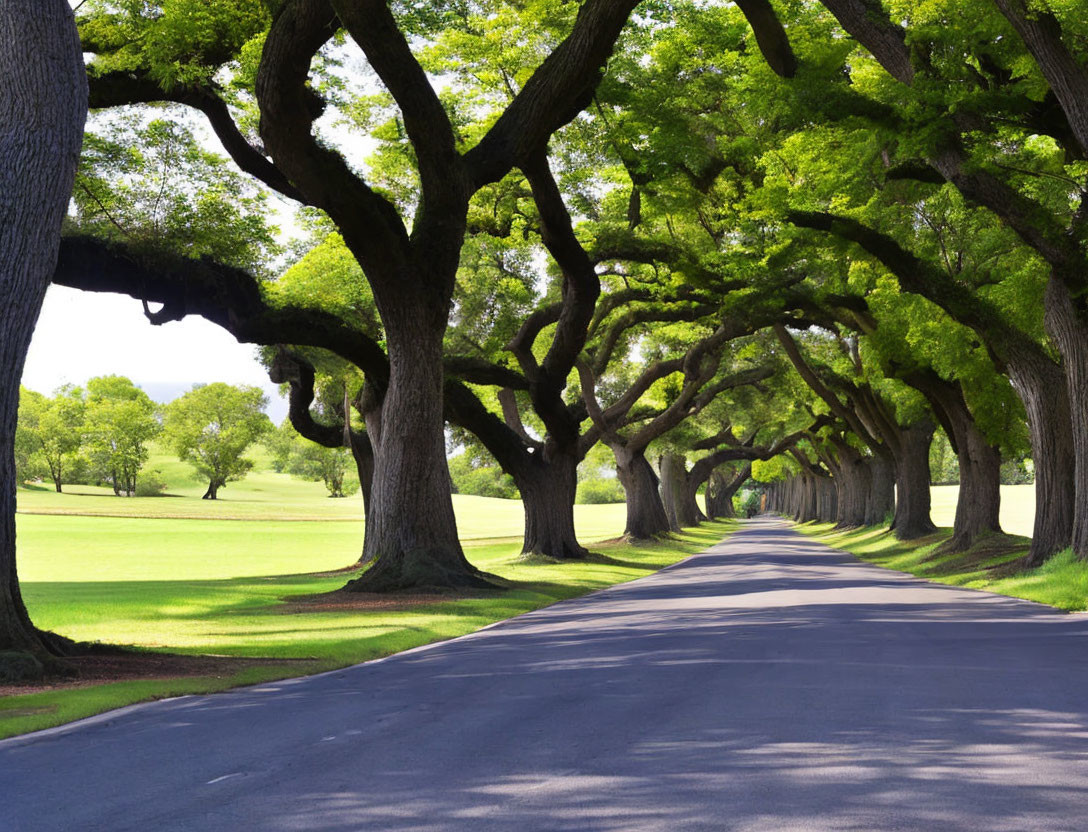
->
4, 517, 1088, 831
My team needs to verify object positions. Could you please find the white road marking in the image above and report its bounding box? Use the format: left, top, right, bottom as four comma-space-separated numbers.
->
206, 773, 244, 785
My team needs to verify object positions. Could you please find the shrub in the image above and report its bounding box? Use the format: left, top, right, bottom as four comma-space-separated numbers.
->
135, 469, 170, 497
577, 477, 625, 504
448, 453, 518, 499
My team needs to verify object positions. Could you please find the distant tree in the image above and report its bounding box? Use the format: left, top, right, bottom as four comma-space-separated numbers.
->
13, 393, 45, 488
83, 376, 160, 496
929, 430, 959, 486
290, 444, 359, 499
267, 420, 358, 499
448, 452, 518, 500
263, 420, 299, 474
17, 385, 85, 492
163, 383, 271, 500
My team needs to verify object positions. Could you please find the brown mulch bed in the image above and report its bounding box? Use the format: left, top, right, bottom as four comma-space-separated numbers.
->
0, 652, 313, 697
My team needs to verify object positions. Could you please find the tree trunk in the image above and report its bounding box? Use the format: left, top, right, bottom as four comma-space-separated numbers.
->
1006, 347, 1075, 565
347, 429, 375, 566
1044, 275, 1088, 559
615, 447, 671, 539
866, 457, 895, 526
904, 371, 1003, 552
890, 421, 937, 540
0, 0, 85, 658
347, 307, 490, 591
659, 453, 701, 530
202, 480, 221, 500
517, 450, 588, 560
680, 464, 708, 525
947, 435, 1002, 551
706, 464, 749, 519
817, 475, 837, 522
831, 443, 869, 528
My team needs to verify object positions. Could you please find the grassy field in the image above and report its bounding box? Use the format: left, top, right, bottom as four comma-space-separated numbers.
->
930, 484, 1035, 538
798, 483, 1088, 613
4, 446, 728, 739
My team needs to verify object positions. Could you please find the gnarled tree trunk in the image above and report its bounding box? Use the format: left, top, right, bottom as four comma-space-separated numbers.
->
1044, 276, 1088, 559
1007, 347, 1075, 565
866, 457, 895, 526
348, 305, 490, 591
659, 453, 702, 530
706, 464, 749, 519
831, 443, 870, 528
615, 447, 671, 539
0, 0, 86, 657
889, 420, 937, 540
517, 449, 587, 560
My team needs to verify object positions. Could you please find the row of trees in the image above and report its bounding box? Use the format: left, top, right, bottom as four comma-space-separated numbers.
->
17, 376, 158, 496
3, 0, 1087, 664
17, 378, 270, 500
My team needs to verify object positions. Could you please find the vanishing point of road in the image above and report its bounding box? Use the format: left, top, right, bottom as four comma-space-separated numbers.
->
5, 517, 1088, 831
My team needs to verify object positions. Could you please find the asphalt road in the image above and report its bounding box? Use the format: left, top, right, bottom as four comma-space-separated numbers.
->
5, 517, 1088, 831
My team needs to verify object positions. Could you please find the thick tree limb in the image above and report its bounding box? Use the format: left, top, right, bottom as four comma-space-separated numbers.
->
86, 70, 305, 202
734, 0, 798, 78
443, 356, 529, 390
269, 348, 360, 449
773, 323, 881, 449
817, 0, 915, 84
991, 0, 1088, 157
465, 0, 641, 186
53, 235, 390, 381
784, 210, 1055, 368
331, 0, 462, 208
256, 0, 409, 279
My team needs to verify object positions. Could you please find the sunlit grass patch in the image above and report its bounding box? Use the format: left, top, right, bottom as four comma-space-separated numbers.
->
793, 520, 1088, 612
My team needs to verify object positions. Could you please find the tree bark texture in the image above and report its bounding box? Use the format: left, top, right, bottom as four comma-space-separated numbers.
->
348, 308, 490, 591
0, 1, 86, 655
889, 421, 937, 540
908, 373, 1003, 552
1044, 276, 1088, 559
867, 457, 895, 527
829, 441, 870, 528
516, 449, 588, 560
616, 448, 671, 539
1006, 347, 1076, 564
659, 453, 702, 531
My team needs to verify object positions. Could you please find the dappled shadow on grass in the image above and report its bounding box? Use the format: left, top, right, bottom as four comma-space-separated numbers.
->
800, 521, 1040, 594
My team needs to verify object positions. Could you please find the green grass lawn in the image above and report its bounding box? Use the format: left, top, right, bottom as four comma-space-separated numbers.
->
929, 484, 1036, 538
5, 450, 729, 739
796, 482, 1088, 614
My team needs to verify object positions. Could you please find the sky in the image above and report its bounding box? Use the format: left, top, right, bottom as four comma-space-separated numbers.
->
23, 285, 289, 422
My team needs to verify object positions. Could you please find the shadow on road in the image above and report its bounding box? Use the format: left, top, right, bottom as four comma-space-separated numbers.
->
6, 519, 1088, 831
